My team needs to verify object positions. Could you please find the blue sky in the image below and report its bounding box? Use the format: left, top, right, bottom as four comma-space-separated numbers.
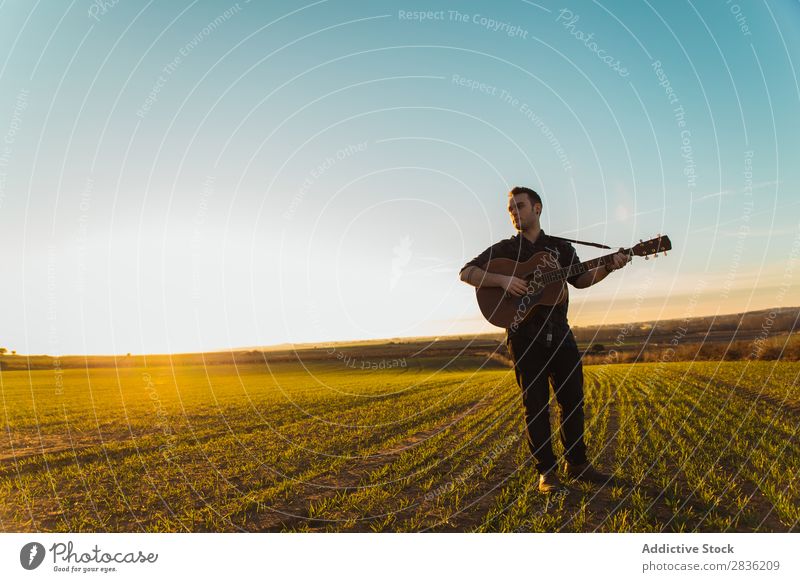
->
0, 0, 798, 355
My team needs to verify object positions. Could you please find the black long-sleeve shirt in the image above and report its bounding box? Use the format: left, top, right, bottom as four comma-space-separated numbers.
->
461, 230, 582, 345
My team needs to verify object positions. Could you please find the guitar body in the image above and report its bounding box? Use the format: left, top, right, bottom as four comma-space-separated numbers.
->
475, 251, 568, 329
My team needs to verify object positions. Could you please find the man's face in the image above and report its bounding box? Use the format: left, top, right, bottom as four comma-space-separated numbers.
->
508, 193, 540, 231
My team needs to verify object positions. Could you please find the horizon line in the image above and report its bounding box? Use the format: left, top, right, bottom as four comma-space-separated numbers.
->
3, 305, 796, 359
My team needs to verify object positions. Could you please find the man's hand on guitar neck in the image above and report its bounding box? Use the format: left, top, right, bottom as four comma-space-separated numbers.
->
459, 267, 528, 297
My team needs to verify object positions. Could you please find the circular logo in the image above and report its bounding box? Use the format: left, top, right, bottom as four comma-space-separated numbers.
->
20, 542, 46, 570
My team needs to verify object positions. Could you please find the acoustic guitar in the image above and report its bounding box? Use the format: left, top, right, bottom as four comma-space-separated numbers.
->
475, 235, 672, 329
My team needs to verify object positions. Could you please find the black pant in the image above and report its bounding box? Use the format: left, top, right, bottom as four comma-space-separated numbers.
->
506, 332, 588, 474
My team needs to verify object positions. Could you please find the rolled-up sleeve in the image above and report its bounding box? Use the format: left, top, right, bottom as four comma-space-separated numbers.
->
460, 241, 507, 277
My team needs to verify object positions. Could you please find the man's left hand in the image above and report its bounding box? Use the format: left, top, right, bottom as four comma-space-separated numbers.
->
608, 249, 631, 271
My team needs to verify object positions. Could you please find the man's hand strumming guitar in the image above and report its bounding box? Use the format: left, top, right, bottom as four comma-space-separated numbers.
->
502, 275, 528, 297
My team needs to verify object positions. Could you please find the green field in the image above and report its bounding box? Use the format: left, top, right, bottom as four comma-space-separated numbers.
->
1, 356, 798, 532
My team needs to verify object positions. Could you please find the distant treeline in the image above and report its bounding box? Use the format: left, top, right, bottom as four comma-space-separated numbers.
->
572, 306, 799, 343
582, 332, 800, 365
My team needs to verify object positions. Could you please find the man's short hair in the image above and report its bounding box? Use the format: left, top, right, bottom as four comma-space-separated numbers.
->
509, 186, 542, 207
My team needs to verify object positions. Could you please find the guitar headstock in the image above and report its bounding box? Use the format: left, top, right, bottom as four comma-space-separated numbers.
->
632, 235, 672, 258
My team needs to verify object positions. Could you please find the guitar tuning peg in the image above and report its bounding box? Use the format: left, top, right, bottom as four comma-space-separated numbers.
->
645, 255, 649, 260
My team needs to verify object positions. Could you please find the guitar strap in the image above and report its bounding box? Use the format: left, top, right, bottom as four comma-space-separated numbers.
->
547, 234, 611, 250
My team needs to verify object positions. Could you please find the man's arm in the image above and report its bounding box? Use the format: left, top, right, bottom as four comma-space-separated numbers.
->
572, 266, 610, 289
572, 251, 630, 289
459, 266, 528, 297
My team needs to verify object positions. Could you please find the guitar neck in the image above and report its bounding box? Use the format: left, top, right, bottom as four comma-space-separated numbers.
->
541, 248, 632, 285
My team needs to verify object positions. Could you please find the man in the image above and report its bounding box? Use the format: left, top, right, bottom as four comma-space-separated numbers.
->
459, 186, 630, 493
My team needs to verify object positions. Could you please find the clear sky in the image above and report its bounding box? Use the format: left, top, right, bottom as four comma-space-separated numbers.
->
0, 0, 798, 355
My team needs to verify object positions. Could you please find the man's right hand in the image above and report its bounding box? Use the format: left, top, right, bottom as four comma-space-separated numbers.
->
502, 275, 529, 297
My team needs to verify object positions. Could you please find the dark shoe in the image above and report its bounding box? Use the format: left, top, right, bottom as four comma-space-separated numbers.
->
538, 470, 564, 494
564, 461, 614, 485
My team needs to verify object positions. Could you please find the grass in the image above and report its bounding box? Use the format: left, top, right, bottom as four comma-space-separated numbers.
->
0, 356, 797, 532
